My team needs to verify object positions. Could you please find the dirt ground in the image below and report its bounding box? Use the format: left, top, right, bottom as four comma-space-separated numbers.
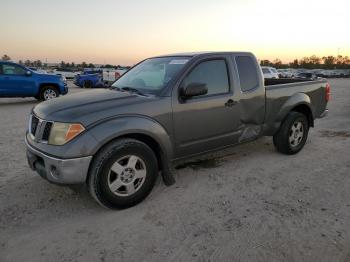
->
1, 79, 349, 262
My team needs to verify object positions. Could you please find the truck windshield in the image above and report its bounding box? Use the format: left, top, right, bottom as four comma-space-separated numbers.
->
112, 56, 190, 95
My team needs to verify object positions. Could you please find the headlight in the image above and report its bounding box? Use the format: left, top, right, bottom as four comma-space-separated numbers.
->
61, 76, 67, 83
48, 122, 85, 145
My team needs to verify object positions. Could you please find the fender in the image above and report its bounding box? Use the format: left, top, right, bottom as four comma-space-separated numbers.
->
88, 115, 175, 185
265, 93, 313, 135
276, 92, 313, 123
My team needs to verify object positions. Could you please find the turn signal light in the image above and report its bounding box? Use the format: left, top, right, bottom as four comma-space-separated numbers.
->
65, 124, 85, 141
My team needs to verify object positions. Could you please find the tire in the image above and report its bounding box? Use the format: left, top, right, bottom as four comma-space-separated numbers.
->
39, 86, 59, 101
83, 80, 93, 88
88, 138, 158, 209
273, 111, 309, 155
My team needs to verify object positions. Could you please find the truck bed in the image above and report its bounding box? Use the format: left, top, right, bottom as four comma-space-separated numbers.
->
263, 78, 328, 135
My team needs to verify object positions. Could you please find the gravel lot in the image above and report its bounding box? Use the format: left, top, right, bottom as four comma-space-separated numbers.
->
1, 79, 349, 262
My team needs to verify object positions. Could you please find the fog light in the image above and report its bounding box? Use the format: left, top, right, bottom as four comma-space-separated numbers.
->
50, 165, 59, 178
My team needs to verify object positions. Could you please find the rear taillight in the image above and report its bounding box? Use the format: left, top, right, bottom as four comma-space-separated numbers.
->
325, 83, 331, 102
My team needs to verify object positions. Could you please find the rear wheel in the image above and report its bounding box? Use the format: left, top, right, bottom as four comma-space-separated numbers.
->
88, 138, 158, 209
39, 86, 59, 101
273, 112, 309, 155
83, 80, 93, 88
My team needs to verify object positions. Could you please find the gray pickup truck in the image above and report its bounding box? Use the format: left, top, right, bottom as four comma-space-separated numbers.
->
26, 52, 330, 208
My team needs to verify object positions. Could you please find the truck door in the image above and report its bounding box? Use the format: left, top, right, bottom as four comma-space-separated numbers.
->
0, 64, 6, 96
0, 64, 36, 97
232, 55, 266, 141
172, 56, 241, 157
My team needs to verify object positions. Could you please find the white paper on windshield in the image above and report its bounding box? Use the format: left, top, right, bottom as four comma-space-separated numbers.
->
169, 59, 189, 65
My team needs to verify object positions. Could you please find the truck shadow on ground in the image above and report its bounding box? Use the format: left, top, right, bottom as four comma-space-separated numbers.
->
0, 99, 38, 106
1, 136, 276, 227
174, 136, 274, 171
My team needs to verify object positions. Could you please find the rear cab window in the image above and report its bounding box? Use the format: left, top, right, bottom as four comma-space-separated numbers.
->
235, 56, 259, 92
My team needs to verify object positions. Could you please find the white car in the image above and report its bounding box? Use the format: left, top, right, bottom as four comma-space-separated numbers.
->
261, 66, 279, 79
53, 69, 80, 79
277, 69, 295, 78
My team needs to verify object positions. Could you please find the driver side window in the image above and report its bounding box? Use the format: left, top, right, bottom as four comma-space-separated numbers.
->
183, 59, 230, 96
2, 64, 27, 75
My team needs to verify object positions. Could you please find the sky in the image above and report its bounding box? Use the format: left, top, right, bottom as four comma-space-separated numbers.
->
0, 0, 349, 65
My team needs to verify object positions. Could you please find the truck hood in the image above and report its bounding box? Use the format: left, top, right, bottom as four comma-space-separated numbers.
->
34, 72, 62, 81
33, 89, 155, 126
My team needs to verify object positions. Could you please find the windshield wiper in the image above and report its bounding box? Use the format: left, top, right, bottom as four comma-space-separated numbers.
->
120, 86, 146, 96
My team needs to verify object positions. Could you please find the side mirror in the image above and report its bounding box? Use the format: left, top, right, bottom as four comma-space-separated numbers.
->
25, 71, 32, 77
180, 82, 208, 98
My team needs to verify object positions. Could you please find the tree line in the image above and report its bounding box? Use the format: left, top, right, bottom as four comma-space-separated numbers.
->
3, 54, 350, 70
1, 54, 123, 69
260, 55, 350, 69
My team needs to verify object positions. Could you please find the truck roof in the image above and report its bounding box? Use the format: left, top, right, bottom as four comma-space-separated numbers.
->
153, 51, 254, 58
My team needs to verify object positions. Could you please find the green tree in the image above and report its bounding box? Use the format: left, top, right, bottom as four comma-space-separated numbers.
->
24, 60, 31, 66
289, 59, 299, 68
273, 59, 282, 68
309, 55, 321, 68
260, 60, 272, 67
322, 56, 336, 69
2, 54, 11, 61
33, 60, 42, 67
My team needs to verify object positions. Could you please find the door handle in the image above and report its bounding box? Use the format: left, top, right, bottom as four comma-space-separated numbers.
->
225, 99, 237, 107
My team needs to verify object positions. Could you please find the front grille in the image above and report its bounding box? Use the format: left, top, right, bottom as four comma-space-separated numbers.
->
31, 115, 39, 135
29, 115, 53, 143
42, 122, 53, 141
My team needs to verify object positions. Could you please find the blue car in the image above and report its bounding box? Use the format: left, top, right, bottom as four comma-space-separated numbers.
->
74, 72, 104, 88
0, 61, 68, 101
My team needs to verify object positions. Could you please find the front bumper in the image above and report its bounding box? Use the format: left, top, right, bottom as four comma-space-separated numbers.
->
61, 85, 68, 95
25, 138, 92, 184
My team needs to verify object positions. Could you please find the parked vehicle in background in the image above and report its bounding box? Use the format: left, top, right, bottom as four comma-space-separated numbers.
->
74, 73, 104, 88
53, 68, 80, 79
29, 67, 49, 74
0, 61, 68, 100
25, 51, 329, 209
102, 68, 128, 86
261, 66, 279, 79
296, 72, 318, 80
83, 69, 102, 75
345, 69, 350, 78
277, 69, 295, 78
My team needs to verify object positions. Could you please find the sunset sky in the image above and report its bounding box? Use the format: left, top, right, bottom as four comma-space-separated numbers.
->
1, 0, 349, 65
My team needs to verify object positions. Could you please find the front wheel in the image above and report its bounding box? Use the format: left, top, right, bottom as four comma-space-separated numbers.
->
88, 139, 158, 209
273, 112, 309, 155
39, 86, 59, 101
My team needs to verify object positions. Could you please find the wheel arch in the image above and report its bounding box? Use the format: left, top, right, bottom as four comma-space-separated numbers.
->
86, 116, 175, 185
38, 83, 60, 95
277, 93, 314, 128
290, 104, 314, 127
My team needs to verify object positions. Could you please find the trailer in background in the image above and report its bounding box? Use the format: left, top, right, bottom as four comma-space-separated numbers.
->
102, 68, 128, 86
